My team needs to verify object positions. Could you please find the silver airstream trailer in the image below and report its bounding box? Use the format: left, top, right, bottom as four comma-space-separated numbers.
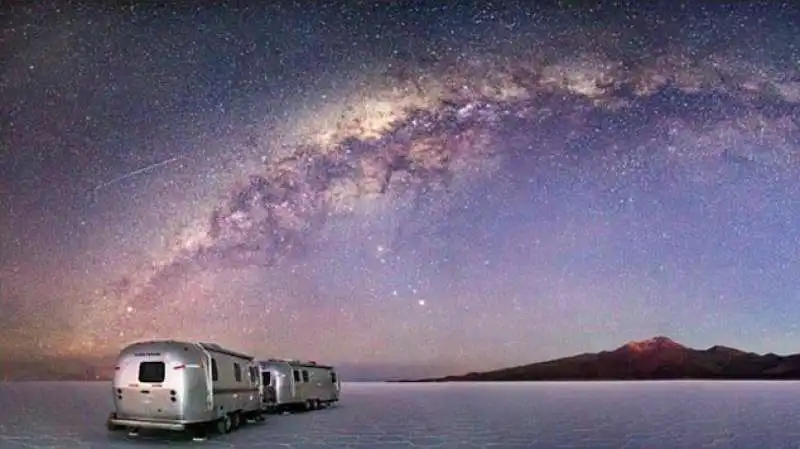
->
106, 340, 264, 438
258, 359, 340, 412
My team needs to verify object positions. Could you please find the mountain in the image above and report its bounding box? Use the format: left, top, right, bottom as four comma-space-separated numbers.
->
395, 336, 800, 382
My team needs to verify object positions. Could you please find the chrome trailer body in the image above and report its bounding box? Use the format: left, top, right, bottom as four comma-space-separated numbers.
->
106, 340, 264, 437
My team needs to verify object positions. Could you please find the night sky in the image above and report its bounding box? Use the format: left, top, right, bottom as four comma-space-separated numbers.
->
2, 1, 800, 378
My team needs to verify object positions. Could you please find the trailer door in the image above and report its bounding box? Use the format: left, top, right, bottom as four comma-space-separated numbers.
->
292, 369, 301, 399
261, 370, 274, 403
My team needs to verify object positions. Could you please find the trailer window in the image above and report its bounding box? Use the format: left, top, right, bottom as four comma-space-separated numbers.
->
293, 370, 300, 382
262, 371, 271, 386
249, 366, 257, 383
302, 370, 309, 383
138, 361, 165, 383
331, 372, 337, 383
234, 363, 242, 382
211, 358, 218, 381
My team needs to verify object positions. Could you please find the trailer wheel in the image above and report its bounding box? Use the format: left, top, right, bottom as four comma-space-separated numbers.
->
215, 415, 232, 434
231, 412, 242, 430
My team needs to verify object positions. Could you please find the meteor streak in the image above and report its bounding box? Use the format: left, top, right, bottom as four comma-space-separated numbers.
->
92, 156, 181, 193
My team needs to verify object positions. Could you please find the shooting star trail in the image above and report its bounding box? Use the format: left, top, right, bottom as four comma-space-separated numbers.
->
92, 156, 182, 193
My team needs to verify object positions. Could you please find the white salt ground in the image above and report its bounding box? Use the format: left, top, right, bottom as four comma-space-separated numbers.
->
0, 380, 798, 448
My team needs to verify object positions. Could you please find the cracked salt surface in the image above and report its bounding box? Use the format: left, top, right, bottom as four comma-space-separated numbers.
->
0, 381, 799, 448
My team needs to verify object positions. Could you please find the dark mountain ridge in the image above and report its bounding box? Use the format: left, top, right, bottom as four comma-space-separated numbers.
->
395, 336, 800, 382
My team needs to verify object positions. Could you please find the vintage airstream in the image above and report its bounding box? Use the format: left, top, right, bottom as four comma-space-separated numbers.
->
106, 340, 264, 438
258, 358, 340, 412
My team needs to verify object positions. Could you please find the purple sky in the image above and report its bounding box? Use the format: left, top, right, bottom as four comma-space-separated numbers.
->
2, 2, 800, 378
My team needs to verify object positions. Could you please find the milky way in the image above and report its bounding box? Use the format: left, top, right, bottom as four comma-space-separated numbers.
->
117, 26, 800, 321
3, 2, 800, 377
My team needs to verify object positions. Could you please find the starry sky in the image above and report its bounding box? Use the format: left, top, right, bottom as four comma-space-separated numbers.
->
2, 1, 800, 378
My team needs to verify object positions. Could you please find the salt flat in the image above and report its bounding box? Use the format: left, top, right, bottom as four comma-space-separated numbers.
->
1, 381, 800, 448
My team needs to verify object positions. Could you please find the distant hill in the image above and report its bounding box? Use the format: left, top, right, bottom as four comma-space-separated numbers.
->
393, 336, 800, 382
0, 355, 117, 382
334, 362, 467, 382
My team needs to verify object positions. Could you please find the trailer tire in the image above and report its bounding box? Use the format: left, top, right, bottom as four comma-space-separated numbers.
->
216, 415, 232, 434
231, 412, 242, 430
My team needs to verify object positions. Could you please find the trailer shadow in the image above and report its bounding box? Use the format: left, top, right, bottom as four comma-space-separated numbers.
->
106, 418, 269, 444
267, 402, 341, 416
105, 405, 341, 444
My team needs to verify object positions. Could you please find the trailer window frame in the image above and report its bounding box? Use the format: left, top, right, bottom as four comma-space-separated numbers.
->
234, 362, 242, 382
138, 361, 166, 383
211, 358, 219, 381
249, 366, 257, 383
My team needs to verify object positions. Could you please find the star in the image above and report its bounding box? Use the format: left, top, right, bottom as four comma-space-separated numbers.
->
2, 2, 800, 379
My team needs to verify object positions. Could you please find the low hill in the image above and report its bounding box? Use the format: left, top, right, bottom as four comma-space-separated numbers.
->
0, 355, 117, 381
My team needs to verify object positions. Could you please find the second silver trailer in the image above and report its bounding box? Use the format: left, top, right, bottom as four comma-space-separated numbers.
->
258, 359, 340, 412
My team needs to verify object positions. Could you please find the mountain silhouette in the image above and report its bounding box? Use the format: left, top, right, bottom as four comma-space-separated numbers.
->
395, 337, 800, 382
